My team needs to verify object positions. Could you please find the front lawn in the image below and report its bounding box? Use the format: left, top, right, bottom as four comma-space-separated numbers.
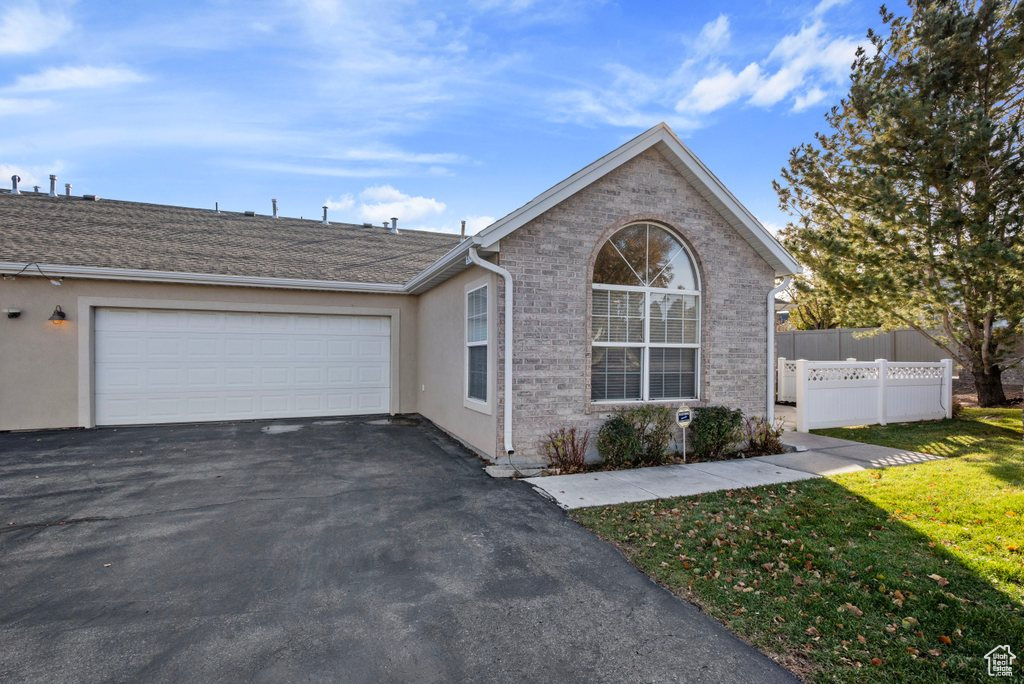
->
573, 409, 1023, 682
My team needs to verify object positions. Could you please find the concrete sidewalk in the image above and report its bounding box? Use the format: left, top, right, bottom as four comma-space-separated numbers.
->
525, 432, 943, 510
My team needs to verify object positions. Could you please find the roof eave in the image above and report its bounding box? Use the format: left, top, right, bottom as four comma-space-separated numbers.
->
0, 262, 407, 294
403, 238, 477, 294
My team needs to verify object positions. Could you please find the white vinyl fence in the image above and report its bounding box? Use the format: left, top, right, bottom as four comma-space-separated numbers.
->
777, 358, 798, 403
777, 356, 859, 403
779, 358, 953, 432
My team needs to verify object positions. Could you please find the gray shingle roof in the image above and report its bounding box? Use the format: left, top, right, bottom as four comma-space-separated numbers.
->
0, 192, 461, 285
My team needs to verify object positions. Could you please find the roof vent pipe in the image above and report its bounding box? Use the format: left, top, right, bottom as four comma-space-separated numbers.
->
10, 175, 20, 195
460, 220, 466, 238
33, 185, 40, 193
272, 198, 278, 219
65, 183, 72, 198
322, 205, 329, 225
390, 217, 398, 234
49, 175, 57, 197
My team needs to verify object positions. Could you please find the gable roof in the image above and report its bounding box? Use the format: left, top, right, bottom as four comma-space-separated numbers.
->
0, 192, 459, 289
473, 122, 801, 277
0, 123, 798, 294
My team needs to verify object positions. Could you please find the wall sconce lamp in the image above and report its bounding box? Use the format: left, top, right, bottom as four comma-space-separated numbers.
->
48, 305, 67, 325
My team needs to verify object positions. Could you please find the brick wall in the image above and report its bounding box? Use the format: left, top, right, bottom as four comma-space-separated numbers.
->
494, 147, 775, 464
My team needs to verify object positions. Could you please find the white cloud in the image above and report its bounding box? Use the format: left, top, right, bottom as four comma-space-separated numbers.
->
238, 161, 395, 178
813, 0, 850, 18
0, 3, 73, 55
324, 194, 355, 211
326, 148, 468, 165
0, 160, 66, 190
678, 63, 761, 114
677, 18, 862, 116
0, 97, 53, 117
792, 86, 827, 112
356, 185, 446, 224
9, 66, 146, 93
558, 6, 864, 128
463, 215, 495, 234
695, 14, 731, 54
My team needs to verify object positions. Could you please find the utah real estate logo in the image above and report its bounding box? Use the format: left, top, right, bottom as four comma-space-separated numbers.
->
984, 645, 1016, 678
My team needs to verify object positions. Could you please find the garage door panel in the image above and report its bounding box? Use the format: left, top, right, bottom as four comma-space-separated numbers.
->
147, 337, 182, 358
95, 309, 391, 425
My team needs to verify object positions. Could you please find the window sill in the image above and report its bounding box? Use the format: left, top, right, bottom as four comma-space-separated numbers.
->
463, 397, 492, 415
589, 398, 701, 414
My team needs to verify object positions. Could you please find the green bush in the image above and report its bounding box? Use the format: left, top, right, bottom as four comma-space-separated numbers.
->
690, 406, 743, 460
596, 405, 676, 467
742, 416, 785, 456
543, 427, 590, 473
624, 405, 675, 466
596, 415, 641, 468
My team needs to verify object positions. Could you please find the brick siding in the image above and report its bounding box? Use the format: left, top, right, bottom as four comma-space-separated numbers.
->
494, 147, 775, 464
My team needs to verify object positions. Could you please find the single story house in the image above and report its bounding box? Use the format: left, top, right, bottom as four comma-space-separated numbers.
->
0, 123, 801, 465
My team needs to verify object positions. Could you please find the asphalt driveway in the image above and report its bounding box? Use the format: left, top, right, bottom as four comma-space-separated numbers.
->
0, 417, 795, 683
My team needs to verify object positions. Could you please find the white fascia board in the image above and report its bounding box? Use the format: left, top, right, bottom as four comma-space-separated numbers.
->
0, 262, 406, 294
402, 238, 475, 293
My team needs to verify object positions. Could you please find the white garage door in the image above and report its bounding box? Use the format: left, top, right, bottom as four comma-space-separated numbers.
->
94, 308, 391, 425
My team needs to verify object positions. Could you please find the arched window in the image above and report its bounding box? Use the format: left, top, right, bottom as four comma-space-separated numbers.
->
591, 222, 700, 401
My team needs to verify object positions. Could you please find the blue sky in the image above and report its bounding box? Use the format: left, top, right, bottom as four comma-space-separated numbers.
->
0, 0, 888, 234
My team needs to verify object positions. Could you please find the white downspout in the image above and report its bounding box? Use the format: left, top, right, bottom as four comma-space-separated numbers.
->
468, 247, 515, 456
766, 276, 792, 422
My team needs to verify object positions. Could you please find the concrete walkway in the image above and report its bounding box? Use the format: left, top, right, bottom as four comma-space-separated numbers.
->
526, 431, 943, 510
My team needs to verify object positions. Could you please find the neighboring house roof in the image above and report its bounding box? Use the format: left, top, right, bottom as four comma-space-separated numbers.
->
0, 192, 459, 288
474, 122, 801, 277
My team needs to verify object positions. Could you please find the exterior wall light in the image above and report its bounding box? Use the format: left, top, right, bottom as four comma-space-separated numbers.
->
3, 308, 21, 319
48, 305, 67, 325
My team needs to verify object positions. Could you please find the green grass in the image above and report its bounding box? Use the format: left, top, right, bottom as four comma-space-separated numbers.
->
572, 409, 1023, 682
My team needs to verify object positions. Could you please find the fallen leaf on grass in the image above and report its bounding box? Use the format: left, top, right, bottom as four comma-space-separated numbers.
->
870, 658, 883, 666
805, 627, 820, 637
938, 635, 952, 645
840, 603, 864, 617
928, 574, 950, 587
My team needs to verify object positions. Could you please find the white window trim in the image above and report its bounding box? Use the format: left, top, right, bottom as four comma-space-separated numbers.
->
464, 280, 492, 414
590, 224, 702, 404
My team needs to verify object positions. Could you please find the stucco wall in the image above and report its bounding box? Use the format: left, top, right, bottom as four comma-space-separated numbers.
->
0, 278, 420, 431
495, 147, 775, 464
416, 266, 498, 459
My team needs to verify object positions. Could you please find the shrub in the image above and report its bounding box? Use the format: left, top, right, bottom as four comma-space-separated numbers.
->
690, 406, 743, 460
596, 415, 642, 468
596, 406, 676, 467
543, 427, 590, 473
621, 405, 676, 466
742, 416, 785, 456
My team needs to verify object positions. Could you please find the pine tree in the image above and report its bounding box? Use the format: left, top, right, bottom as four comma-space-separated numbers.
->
776, 0, 1024, 406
